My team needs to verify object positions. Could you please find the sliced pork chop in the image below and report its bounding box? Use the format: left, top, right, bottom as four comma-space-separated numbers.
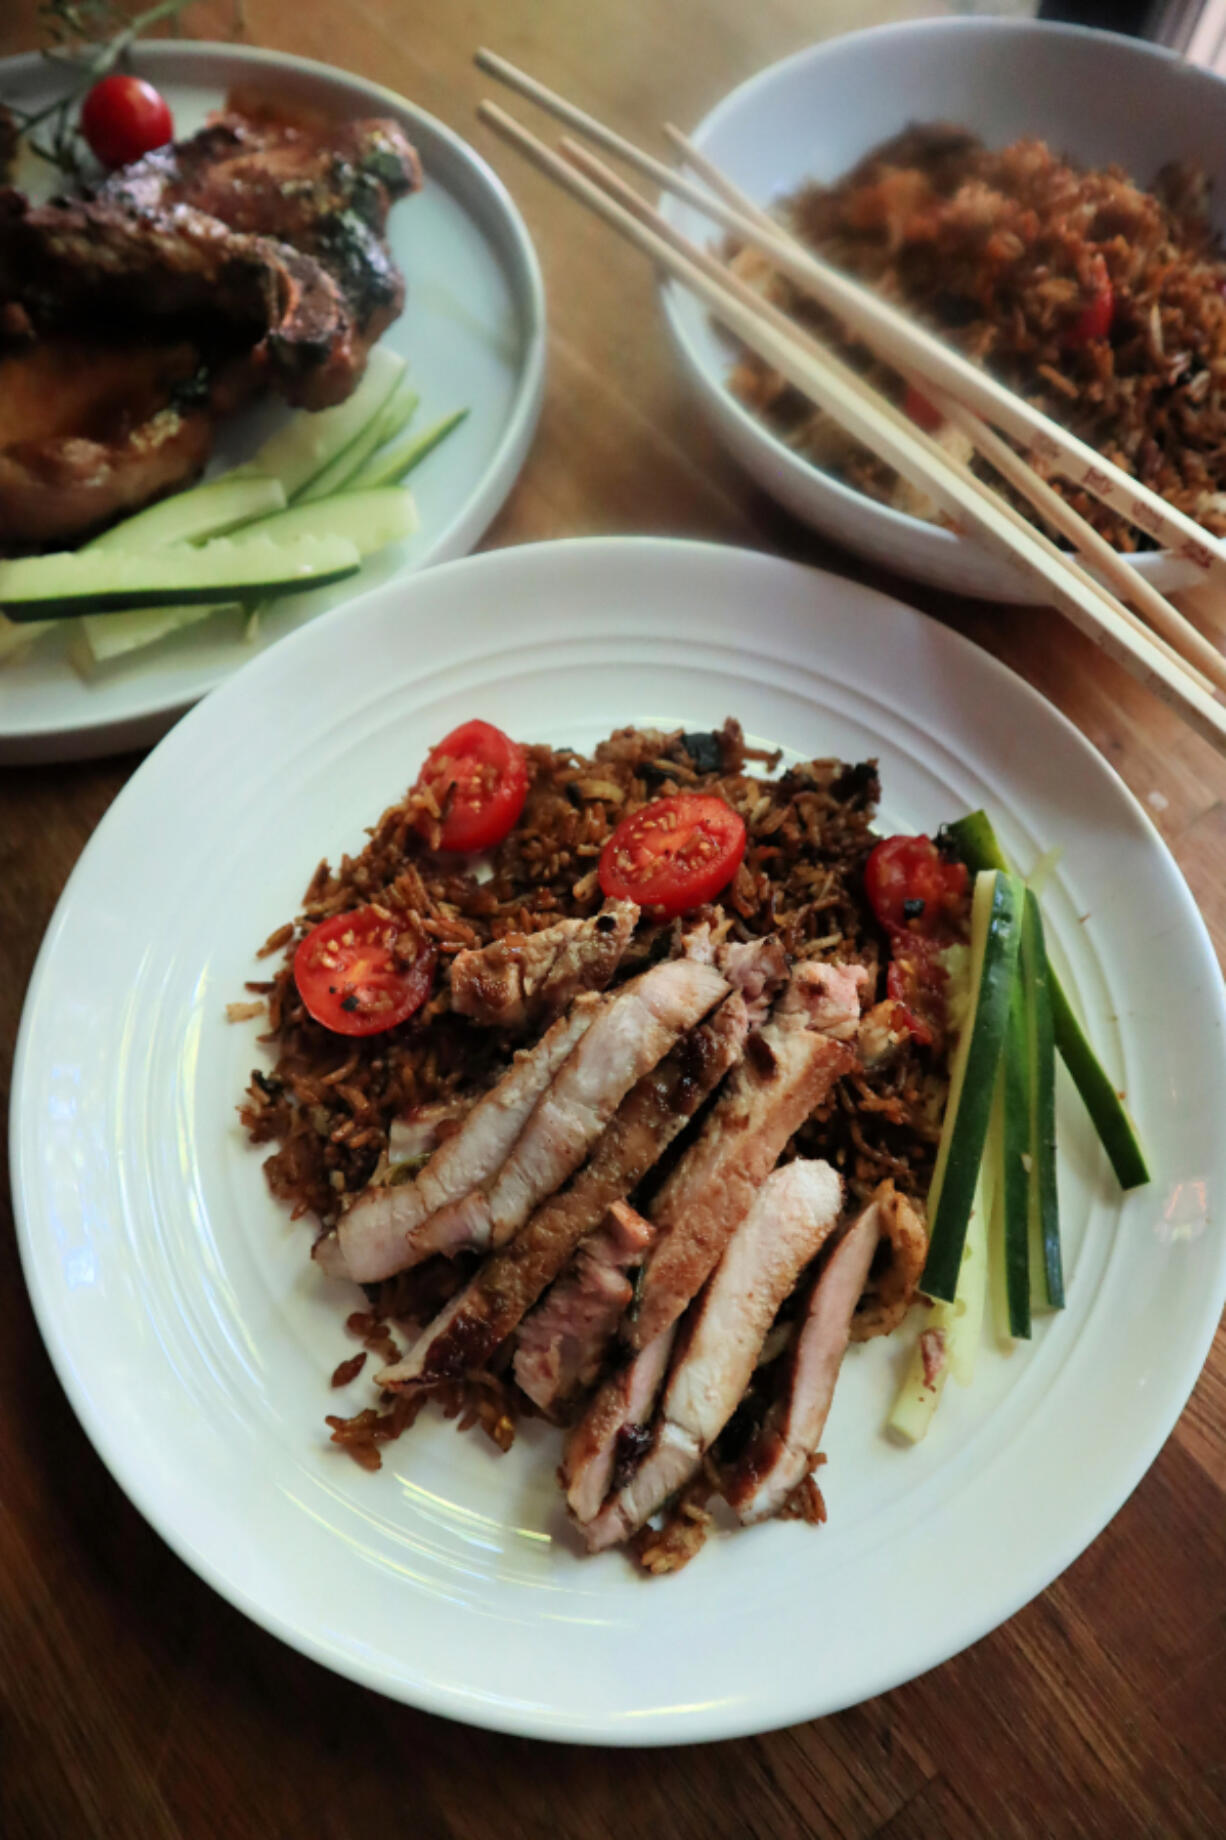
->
419, 956, 728, 1256
562, 1324, 678, 1527
581, 1159, 844, 1551
331, 995, 605, 1283
449, 900, 638, 1031
725, 1192, 883, 1524
626, 960, 864, 1351
513, 1201, 655, 1414
387, 1095, 472, 1166
378, 990, 750, 1389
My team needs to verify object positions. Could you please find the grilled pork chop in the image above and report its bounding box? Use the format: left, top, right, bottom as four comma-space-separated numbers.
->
449, 900, 639, 1031
580, 1160, 844, 1550
378, 989, 751, 1389
725, 1192, 883, 1523
512, 1200, 656, 1414
332, 996, 606, 1284
626, 961, 864, 1351
0, 102, 418, 548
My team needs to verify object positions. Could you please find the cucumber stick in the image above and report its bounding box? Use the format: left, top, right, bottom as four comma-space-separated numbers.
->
1000, 974, 1032, 1339
921, 869, 1024, 1303
241, 488, 417, 557
349, 407, 468, 491
943, 809, 1149, 1190
87, 473, 286, 553
0, 534, 360, 618
73, 603, 238, 674
1022, 888, 1064, 1310
889, 1161, 991, 1441
241, 346, 405, 499
298, 376, 420, 501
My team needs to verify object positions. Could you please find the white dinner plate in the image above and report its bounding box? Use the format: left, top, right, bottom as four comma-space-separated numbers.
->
12, 538, 1226, 1743
0, 42, 545, 763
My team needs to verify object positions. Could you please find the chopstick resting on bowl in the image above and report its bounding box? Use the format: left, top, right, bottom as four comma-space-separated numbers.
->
475, 55, 1226, 759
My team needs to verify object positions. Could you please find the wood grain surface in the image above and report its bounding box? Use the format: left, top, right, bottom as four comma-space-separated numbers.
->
2, 4, 1224, 1835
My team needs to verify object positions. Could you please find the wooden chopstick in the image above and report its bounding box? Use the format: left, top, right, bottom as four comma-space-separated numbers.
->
477, 50, 1226, 589
653, 130, 1226, 699
478, 99, 1226, 758
560, 136, 1216, 698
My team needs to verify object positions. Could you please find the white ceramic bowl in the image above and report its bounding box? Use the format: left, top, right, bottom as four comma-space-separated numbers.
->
660, 18, 1226, 602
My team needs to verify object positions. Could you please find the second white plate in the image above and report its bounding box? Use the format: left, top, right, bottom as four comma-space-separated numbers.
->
0, 41, 545, 763
12, 538, 1226, 1741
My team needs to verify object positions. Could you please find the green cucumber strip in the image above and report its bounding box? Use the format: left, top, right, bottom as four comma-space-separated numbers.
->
986, 1082, 1012, 1344
922, 869, 1024, 1303
298, 378, 421, 501
348, 407, 468, 491
235, 487, 416, 558
942, 809, 1150, 1190
1022, 888, 1064, 1310
1001, 973, 1032, 1339
87, 473, 286, 554
240, 347, 405, 499
0, 534, 361, 619
77, 602, 237, 670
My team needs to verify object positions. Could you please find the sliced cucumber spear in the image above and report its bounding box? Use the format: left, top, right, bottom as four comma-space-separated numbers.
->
241, 346, 406, 500
922, 869, 1025, 1303
348, 407, 468, 491
88, 473, 286, 553
298, 375, 420, 502
245, 487, 417, 557
942, 810, 1150, 1190
0, 534, 361, 619
1000, 973, 1032, 1339
1022, 888, 1064, 1310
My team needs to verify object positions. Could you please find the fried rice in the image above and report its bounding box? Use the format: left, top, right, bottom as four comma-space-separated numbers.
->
238, 719, 950, 1540
728, 125, 1226, 545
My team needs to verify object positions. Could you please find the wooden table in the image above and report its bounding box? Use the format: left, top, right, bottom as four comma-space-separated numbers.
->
2, 3, 1224, 1834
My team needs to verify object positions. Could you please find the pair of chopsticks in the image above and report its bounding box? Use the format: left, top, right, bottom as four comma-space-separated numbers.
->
474, 48, 1226, 760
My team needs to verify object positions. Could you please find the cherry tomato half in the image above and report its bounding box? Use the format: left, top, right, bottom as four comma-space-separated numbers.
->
416, 719, 528, 853
293, 907, 435, 1037
81, 74, 174, 171
864, 835, 969, 942
902, 384, 944, 435
599, 793, 747, 919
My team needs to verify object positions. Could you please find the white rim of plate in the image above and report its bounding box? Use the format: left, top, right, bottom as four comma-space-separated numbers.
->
11, 536, 1226, 1741
0, 39, 547, 753
658, 16, 1210, 582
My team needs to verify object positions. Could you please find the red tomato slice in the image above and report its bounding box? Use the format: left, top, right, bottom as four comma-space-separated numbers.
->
81, 75, 174, 170
416, 719, 529, 853
599, 793, 747, 918
864, 835, 968, 941
293, 907, 435, 1037
903, 384, 944, 435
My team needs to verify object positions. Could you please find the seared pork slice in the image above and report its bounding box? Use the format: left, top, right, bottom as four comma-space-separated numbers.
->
419, 956, 728, 1255
849, 1183, 928, 1341
562, 1325, 678, 1526
513, 1201, 655, 1413
332, 996, 605, 1283
449, 900, 638, 1031
378, 991, 750, 1389
582, 1160, 843, 1551
725, 1194, 883, 1524
627, 962, 863, 1351
779, 959, 869, 1041
387, 1096, 471, 1165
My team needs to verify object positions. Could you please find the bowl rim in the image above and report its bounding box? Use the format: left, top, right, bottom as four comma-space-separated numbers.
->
658, 14, 1224, 580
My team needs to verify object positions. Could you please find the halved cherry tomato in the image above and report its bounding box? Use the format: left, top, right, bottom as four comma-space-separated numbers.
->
864, 835, 968, 942
1063, 259, 1115, 349
81, 74, 174, 170
415, 719, 528, 853
599, 793, 746, 918
902, 384, 944, 435
293, 907, 435, 1037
